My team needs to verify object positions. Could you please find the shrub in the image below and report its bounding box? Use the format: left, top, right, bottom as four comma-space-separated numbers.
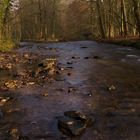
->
0, 39, 15, 52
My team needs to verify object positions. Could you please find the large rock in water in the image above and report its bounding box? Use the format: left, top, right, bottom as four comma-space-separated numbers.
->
58, 116, 86, 136
58, 111, 95, 136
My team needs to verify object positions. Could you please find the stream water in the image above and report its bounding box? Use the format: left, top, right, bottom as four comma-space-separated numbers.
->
0, 41, 140, 140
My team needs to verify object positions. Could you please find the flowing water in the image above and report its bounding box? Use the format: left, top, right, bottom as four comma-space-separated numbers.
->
0, 41, 140, 140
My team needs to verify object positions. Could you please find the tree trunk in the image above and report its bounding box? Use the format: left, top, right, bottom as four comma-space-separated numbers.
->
1, 0, 11, 39
121, 0, 128, 37
132, 0, 140, 36
96, 0, 106, 38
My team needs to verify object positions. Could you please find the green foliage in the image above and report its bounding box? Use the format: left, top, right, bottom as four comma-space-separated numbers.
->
0, 0, 15, 52
0, 39, 15, 52
0, 0, 10, 26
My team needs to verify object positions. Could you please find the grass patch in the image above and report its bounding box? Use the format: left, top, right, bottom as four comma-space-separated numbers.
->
0, 39, 15, 52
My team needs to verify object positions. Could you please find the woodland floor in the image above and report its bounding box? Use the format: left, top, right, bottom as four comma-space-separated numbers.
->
0, 41, 140, 140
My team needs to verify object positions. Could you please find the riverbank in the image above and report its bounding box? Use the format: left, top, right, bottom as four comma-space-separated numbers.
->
96, 37, 140, 49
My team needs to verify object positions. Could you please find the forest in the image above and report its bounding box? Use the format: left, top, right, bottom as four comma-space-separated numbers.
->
0, 0, 140, 44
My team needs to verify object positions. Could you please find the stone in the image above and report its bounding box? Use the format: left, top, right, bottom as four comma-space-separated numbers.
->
67, 62, 73, 65
38, 58, 56, 68
108, 85, 116, 91
0, 96, 11, 105
42, 92, 49, 97
59, 67, 64, 71
64, 111, 94, 127
67, 73, 71, 76
58, 111, 95, 136
80, 46, 88, 49
93, 56, 101, 59
72, 56, 80, 59
84, 57, 90, 59
58, 116, 86, 136
0, 110, 3, 119
64, 111, 87, 121
66, 66, 73, 69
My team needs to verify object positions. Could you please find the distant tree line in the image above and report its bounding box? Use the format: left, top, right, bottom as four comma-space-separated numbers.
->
64, 0, 140, 39
0, 0, 140, 41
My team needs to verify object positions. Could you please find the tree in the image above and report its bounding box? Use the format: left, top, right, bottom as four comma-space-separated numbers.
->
0, 0, 11, 39
132, 0, 140, 36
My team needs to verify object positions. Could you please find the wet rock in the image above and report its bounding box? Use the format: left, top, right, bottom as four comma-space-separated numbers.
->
64, 111, 94, 127
108, 85, 116, 91
0, 96, 11, 106
67, 72, 72, 76
81, 46, 88, 49
93, 56, 101, 59
56, 70, 60, 75
64, 111, 87, 121
0, 110, 3, 119
72, 56, 80, 59
58, 116, 86, 136
84, 92, 93, 97
59, 67, 64, 71
58, 111, 95, 136
68, 87, 76, 93
67, 62, 73, 65
84, 57, 90, 59
38, 58, 56, 68
37, 58, 56, 76
66, 66, 73, 69
41, 92, 49, 97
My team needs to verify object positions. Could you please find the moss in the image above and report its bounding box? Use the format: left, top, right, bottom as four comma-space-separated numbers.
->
0, 39, 15, 52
